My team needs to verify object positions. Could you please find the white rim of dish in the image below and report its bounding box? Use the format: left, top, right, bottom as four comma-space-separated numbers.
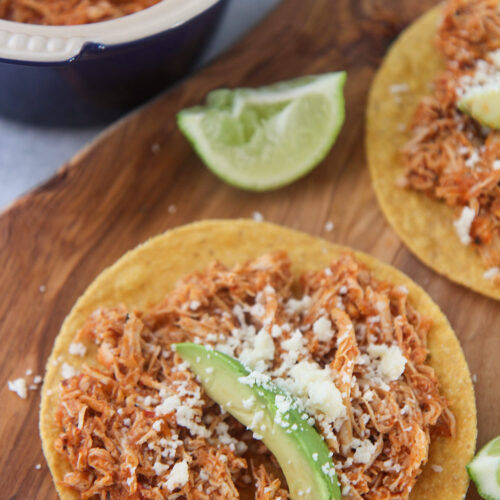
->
0, 0, 219, 63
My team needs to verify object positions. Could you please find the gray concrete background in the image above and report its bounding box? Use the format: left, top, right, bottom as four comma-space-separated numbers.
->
0, 0, 280, 209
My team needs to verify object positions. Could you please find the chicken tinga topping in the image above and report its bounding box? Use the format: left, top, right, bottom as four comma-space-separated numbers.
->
402, 0, 500, 282
0, 0, 162, 25
55, 252, 454, 499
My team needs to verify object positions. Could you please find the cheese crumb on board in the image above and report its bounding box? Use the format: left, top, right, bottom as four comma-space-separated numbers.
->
252, 211, 264, 222
324, 221, 334, 232
8, 378, 27, 399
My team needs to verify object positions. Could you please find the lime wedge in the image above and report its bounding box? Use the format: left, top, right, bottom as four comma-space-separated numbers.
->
467, 436, 500, 500
177, 72, 346, 191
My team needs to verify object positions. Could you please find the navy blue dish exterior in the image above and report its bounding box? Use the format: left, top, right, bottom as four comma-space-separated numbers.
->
0, 0, 227, 126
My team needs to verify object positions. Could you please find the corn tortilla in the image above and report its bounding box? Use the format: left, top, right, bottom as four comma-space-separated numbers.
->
40, 219, 477, 499
366, 4, 500, 300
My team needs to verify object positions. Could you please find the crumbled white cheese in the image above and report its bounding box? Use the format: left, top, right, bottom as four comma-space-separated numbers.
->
271, 324, 282, 338
493, 160, 500, 170
313, 317, 334, 343
453, 206, 475, 245
250, 302, 266, 319
307, 381, 344, 421
367, 345, 407, 382
61, 363, 77, 379
275, 395, 291, 415
274, 329, 308, 377
389, 83, 409, 94
153, 460, 169, 476
465, 149, 480, 169
142, 395, 157, 407
125, 464, 137, 487
252, 211, 264, 222
352, 438, 377, 464
341, 476, 352, 495
69, 342, 87, 357
156, 395, 180, 415
25, 369, 32, 376
165, 461, 189, 490
214, 342, 235, 356
288, 361, 346, 423
484, 267, 500, 280
189, 300, 200, 311
285, 295, 312, 315
431, 464, 443, 473
168, 204, 177, 214
458, 55, 500, 103
239, 329, 275, 369
8, 378, 27, 399
159, 435, 182, 460
152, 420, 162, 432
175, 405, 210, 438
239, 370, 273, 389
250, 410, 265, 433
281, 330, 306, 355
363, 390, 374, 402
324, 221, 334, 232
489, 49, 500, 67
242, 395, 256, 409
215, 421, 248, 455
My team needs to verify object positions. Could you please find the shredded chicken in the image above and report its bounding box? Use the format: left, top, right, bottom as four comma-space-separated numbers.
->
55, 252, 453, 499
402, 0, 500, 276
0, 0, 161, 25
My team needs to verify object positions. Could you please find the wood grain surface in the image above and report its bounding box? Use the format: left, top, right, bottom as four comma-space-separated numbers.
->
0, 0, 497, 498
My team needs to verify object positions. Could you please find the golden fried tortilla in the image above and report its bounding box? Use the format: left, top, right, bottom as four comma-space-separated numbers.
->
40, 219, 477, 499
366, 4, 500, 300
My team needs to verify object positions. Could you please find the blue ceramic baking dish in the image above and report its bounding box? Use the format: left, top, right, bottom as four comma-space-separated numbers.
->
0, 0, 227, 125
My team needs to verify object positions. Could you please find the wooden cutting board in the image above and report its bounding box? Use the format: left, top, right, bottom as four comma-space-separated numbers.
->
0, 0, 496, 498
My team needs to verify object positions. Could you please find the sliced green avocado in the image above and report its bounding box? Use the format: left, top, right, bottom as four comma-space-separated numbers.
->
458, 88, 500, 130
175, 342, 341, 500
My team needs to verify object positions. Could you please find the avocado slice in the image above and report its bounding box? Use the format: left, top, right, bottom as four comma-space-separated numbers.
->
458, 87, 500, 130
175, 342, 341, 500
